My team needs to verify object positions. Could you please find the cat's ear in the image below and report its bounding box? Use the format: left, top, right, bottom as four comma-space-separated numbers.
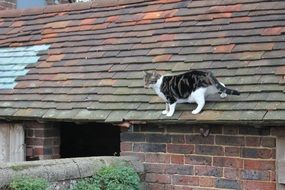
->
152, 70, 160, 77
142, 71, 148, 76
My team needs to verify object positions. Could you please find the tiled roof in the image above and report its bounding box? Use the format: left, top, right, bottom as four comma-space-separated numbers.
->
0, 0, 284, 124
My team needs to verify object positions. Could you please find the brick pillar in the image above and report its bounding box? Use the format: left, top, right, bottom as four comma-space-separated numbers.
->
24, 121, 60, 160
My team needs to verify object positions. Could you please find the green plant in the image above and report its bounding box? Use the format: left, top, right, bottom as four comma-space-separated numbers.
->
72, 165, 140, 190
94, 165, 140, 190
72, 177, 100, 190
9, 176, 49, 190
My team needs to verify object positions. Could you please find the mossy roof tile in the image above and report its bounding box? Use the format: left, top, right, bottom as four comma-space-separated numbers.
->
0, 0, 284, 123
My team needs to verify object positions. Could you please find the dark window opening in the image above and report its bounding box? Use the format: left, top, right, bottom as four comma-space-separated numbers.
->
60, 123, 120, 158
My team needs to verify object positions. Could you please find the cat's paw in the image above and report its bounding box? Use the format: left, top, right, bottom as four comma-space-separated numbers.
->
192, 109, 201, 114
166, 112, 174, 117
162, 110, 168, 115
220, 92, 227, 99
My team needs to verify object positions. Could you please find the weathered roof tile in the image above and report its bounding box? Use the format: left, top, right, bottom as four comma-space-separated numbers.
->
0, 0, 284, 124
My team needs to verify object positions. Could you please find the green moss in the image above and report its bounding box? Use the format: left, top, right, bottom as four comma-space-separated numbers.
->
9, 176, 49, 190
10, 164, 39, 171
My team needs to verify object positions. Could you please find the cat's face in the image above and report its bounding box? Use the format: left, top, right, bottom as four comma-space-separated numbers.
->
143, 71, 160, 88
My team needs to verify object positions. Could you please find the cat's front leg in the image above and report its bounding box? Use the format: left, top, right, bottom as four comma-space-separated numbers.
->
166, 102, 177, 117
191, 88, 206, 114
162, 103, 169, 115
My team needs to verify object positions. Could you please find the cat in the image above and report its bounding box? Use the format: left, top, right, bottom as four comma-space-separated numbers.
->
143, 70, 240, 117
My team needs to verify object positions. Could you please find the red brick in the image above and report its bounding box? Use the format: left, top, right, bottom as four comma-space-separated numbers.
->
242, 148, 273, 159
120, 142, 132, 152
144, 163, 166, 174
241, 169, 270, 180
261, 137, 276, 148
146, 183, 165, 190
185, 155, 212, 165
166, 164, 193, 175
195, 166, 223, 177
171, 154, 184, 164
244, 160, 275, 170
199, 177, 214, 187
225, 146, 241, 156
195, 145, 224, 156
145, 153, 170, 163
244, 181, 276, 190
167, 144, 194, 154
246, 136, 261, 146
213, 157, 243, 168
224, 168, 240, 180
172, 175, 199, 186
171, 135, 185, 144
120, 152, 145, 161
165, 185, 193, 190
34, 147, 44, 155
145, 173, 171, 184
186, 134, 214, 145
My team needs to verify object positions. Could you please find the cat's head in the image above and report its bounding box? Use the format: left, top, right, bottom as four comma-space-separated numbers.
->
143, 71, 161, 88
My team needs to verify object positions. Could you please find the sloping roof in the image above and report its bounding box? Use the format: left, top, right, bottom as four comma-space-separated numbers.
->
0, 0, 284, 124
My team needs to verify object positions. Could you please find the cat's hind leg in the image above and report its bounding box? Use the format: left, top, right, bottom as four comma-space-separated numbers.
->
166, 102, 177, 117
219, 82, 227, 98
162, 103, 169, 115
191, 88, 206, 114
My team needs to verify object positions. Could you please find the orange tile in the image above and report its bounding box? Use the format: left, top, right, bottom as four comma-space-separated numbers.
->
261, 27, 284, 36
11, 20, 25, 27
153, 54, 172, 62
47, 54, 65, 62
209, 4, 241, 13
159, 34, 176, 42
143, 11, 162, 20
213, 44, 235, 53
45, 21, 70, 29
99, 79, 116, 86
81, 18, 96, 25
106, 15, 119, 22
158, 0, 181, 3
165, 16, 182, 22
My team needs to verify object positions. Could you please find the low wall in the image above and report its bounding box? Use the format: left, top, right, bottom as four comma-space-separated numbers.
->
0, 156, 144, 189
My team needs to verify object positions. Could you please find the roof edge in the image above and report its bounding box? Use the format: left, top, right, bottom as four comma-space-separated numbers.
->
0, 0, 151, 18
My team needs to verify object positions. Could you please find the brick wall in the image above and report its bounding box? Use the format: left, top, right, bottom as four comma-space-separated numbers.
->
121, 124, 276, 190
24, 121, 60, 160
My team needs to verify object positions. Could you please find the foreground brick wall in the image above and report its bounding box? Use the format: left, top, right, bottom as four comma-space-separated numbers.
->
121, 124, 276, 190
24, 121, 60, 160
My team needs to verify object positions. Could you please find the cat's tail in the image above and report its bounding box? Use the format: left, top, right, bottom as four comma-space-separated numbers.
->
208, 72, 240, 95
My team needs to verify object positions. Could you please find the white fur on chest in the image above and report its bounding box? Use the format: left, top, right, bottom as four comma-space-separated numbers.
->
152, 76, 167, 101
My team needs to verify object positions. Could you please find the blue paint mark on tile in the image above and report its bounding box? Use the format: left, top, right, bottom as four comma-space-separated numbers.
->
0, 45, 50, 89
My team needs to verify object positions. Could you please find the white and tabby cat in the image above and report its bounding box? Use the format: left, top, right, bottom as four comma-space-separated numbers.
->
143, 70, 240, 117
